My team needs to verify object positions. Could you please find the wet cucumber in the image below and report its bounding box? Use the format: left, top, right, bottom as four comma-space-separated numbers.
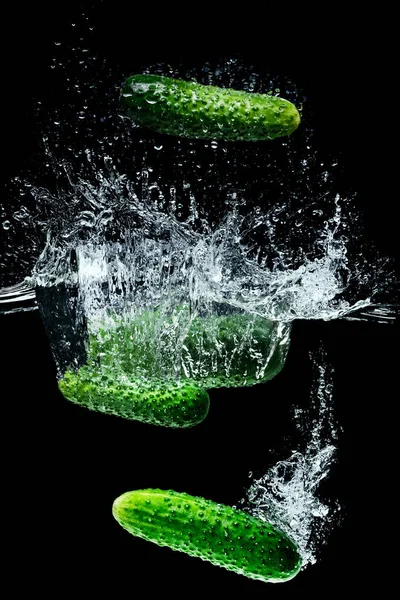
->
121, 74, 300, 141
58, 370, 210, 428
112, 488, 302, 583
58, 310, 288, 427
88, 309, 289, 388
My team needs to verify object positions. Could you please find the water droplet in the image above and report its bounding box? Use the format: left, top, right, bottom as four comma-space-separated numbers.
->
154, 145, 163, 151
2, 220, 11, 230
13, 208, 30, 222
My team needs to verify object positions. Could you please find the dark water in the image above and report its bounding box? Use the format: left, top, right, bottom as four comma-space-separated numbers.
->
1, 1, 398, 595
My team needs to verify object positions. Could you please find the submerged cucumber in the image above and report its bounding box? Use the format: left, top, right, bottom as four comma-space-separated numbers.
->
121, 74, 300, 141
112, 488, 302, 583
58, 371, 210, 428
58, 310, 289, 427
87, 309, 289, 388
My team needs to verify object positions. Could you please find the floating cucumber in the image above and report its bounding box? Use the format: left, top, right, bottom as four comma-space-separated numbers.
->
121, 74, 300, 141
112, 488, 302, 583
58, 370, 210, 428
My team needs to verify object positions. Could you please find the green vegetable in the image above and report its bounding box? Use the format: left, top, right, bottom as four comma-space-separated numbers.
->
183, 312, 289, 387
59, 371, 210, 428
121, 74, 300, 141
86, 309, 289, 388
112, 488, 302, 583
58, 310, 289, 427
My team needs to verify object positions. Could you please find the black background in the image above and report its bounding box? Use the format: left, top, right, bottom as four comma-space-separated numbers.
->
2, 2, 398, 595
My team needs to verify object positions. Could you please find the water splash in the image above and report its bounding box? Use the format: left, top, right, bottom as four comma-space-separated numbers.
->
0, 16, 397, 577
30, 169, 397, 323
238, 350, 340, 567
1, 59, 397, 322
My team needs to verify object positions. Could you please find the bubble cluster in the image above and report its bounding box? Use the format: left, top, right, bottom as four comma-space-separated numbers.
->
239, 351, 340, 567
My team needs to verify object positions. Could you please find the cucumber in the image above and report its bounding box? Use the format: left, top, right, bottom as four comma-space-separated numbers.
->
58, 309, 289, 427
121, 74, 300, 141
112, 488, 302, 583
58, 369, 210, 428
182, 312, 290, 387
87, 309, 289, 388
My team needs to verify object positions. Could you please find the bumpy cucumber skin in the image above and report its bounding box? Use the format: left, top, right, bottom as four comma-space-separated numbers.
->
58, 370, 210, 428
58, 311, 288, 427
121, 75, 300, 142
112, 489, 302, 583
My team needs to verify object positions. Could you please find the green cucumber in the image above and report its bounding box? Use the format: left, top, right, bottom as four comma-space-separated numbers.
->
58, 370, 210, 428
58, 309, 289, 427
121, 74, 300, 141
182, 312, 290, 387
86, 309, 289, 388
112, 488, 302, 583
